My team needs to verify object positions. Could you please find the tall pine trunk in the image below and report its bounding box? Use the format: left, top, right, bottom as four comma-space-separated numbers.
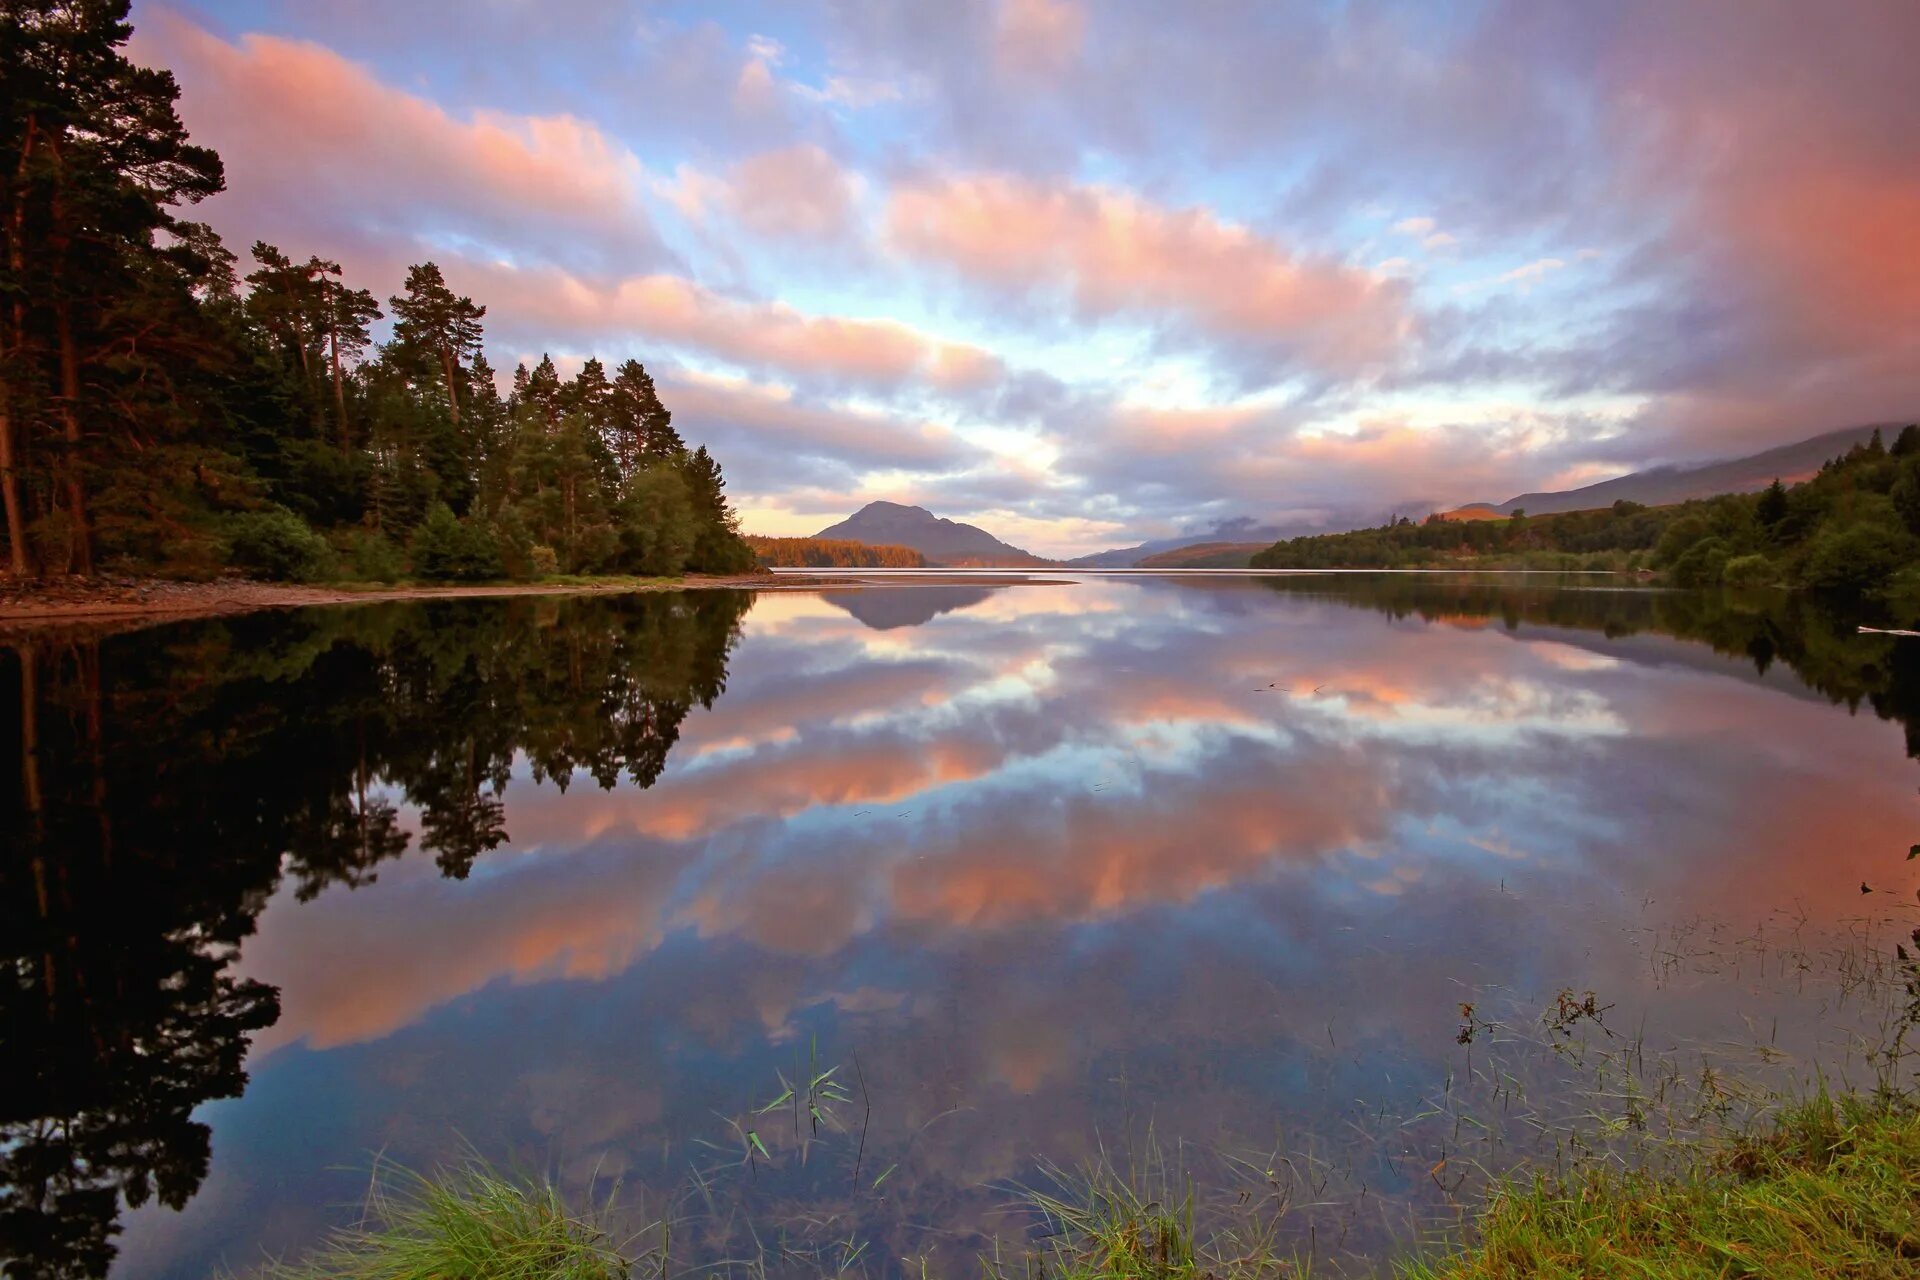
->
329, 312, 349, 454
47, 147, 93, 575
440, 341, 461, 427
0, 391, 27, 576
4, 119, 33, 576
53, 300, 93, 576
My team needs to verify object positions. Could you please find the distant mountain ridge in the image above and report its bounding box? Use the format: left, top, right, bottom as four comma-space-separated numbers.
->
1455, 423, 1900, 517
1134, 541, 1269, 568
1070, 517, 1329, 567
813, 501, 1052, 566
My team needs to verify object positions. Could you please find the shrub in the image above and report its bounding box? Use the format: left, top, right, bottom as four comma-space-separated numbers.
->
1666, 535, 1731, 588
409, 503, 504, 581
1720, 553, 1778, 588
227, 509, 333, 581
689, 527, 759, 575
528, 544, 560, 576
336, 529, 406, 583
1799, 522, 1912, 595
570, 522, 621, 575
491, 503, 536, 577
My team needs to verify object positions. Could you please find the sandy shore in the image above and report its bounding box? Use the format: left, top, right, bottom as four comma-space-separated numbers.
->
0, 570, 1061, 632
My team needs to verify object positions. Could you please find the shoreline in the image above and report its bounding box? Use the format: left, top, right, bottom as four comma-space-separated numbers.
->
0, 574, 790, 631
0, 569, 1069, 633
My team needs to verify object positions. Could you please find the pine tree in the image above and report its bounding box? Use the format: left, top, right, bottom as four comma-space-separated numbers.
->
611, 358, 680, 472
679, 444, 751, 572
523, 353, 562, 430
314, 259, 380, 452
1, 0, 224, 574
1757, 478, 1789, 528
387, 262, 483, 427
0, 9, 755, 583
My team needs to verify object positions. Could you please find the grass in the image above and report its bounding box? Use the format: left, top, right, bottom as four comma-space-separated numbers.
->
250, 1158, 636, 1280
252, 1094, 1919, 1280
251, 915, 1920, 1280
1400, 1091, 1920, 1279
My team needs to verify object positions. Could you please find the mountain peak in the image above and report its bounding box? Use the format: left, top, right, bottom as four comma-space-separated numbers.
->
813, 503, 1051, 566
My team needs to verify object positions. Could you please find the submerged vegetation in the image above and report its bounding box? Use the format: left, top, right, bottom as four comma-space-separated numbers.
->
1252, 425, 1920, 600
0, 3, 753, 584
256, 1085, 1920, 1280
10, 582, 1920, 1277
240, 904, 1920, 1280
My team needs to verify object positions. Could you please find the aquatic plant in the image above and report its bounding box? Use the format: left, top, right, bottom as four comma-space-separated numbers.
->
250, 1159, 637, 1280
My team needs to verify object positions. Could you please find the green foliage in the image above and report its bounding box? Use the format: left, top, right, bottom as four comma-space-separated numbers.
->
250, 1159, 628, 1280
1719, 553, 1777, 588
408, 504, 503, 581
614, 467, 697, 576
1800, 520, 1910, 594
1756, 478, 1790, 528
227, 509, 334, 582
1665, 535, 1732, 588
1251, 429, 1920, 598
334, 529, 406, 583
1891, 456, 1920, 534
1402, 1096, 1920, 1280
0, 6, 752, 584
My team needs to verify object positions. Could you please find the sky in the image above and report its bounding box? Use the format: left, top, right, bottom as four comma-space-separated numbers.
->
129, 0, 1920, 557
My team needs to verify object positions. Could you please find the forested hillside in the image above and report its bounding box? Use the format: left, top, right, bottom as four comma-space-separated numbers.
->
745, 536, 926, 568
0, 3, 753, 583
1252, 427, 1920, 597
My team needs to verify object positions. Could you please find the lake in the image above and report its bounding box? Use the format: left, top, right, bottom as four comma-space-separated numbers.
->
6, 573, 1918, 1278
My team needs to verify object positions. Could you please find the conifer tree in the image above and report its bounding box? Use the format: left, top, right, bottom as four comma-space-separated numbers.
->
387, 262, 484, 427
1, 0, 224, 574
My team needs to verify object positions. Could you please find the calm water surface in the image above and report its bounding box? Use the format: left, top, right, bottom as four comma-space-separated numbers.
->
6, 575, 1919, 1278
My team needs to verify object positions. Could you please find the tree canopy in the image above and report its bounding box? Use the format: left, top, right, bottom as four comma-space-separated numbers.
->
1251, 426, 1920, 600
0, 1, 753, 583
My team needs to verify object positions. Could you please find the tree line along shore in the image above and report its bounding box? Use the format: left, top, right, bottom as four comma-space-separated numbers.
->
1, 3, 755, 590
1252, 426, 1920, 601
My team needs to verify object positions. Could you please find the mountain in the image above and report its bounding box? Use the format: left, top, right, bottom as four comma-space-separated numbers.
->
1071, 517, 1328, 567
1134, 541, 1270, 568
1457, 423, 1899, 517
813, 501, 1053, 566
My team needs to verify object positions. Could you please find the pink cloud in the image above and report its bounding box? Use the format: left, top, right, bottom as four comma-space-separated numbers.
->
459, 260, 1004, 395
660, 372, 975, 472
996, 0, 1088, 77
1578, 0, 1920, 450
887, 172, 1411, 372
134, 12, 666, 267
723, 144, 860, 241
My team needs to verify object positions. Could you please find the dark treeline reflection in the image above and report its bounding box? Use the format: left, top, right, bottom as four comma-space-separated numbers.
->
1259, 575, 1920, 758
0, 592, 750, 1279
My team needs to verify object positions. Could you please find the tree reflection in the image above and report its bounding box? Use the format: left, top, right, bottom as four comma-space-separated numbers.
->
1256, 576, 1920, 758
0, 591, 750, 1279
